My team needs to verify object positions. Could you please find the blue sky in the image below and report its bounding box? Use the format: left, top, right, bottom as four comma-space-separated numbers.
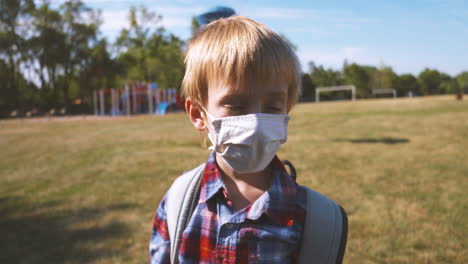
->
54, 0, 468, 76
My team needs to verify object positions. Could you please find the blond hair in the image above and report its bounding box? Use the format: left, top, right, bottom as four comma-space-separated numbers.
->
181, 16, 301, 111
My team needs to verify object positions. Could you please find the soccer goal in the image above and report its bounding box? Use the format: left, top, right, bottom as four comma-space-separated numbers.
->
315, 85, 356, 102
372, 89, 397, 98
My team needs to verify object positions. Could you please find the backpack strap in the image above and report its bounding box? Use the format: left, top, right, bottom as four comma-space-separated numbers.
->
282, 160, 297, 180
165, 161, 349, 264
299, 187, 348, 264
166, 163, 206, 264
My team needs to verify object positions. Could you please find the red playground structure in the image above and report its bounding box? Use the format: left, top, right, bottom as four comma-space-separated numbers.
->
93, 82, 183, 116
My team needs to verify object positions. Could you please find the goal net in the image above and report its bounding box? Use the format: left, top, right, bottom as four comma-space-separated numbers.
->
372, 89, 397, 98
315, 85, 356, 102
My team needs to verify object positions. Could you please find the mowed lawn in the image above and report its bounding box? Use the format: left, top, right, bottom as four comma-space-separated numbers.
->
0, 95, 467, 264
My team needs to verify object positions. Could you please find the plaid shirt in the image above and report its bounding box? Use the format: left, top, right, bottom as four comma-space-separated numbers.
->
149, 152, 307, 264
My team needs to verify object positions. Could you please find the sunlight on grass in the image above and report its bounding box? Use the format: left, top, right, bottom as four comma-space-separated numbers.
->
1, 95, 467, 263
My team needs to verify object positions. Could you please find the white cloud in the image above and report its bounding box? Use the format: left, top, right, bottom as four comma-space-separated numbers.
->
99, 6, 197, 33
162, 17, 190, 28
153, 6, 203, 16
35, 0, 130, 4
100, 10, 128, 31
235, 6, 375, 35
243, 7, 309, 19
239, 7, 373, 24
84, 0, 131, 2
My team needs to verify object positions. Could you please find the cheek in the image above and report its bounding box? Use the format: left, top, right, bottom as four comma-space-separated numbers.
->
281, 99, 289, 112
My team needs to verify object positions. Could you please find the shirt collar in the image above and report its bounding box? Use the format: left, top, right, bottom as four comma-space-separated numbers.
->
198, 152, 224, 204
198, 152, 299, 227
246, 157, 298, 227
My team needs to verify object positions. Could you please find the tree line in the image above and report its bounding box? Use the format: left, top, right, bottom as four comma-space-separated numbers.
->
301, 61, 468, 101
1, 0, 467, 117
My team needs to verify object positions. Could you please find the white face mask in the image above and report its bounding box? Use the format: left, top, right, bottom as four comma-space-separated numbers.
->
202, 107, 290, 173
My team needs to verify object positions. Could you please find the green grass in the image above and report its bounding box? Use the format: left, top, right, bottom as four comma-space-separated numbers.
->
1, 95, 467, 263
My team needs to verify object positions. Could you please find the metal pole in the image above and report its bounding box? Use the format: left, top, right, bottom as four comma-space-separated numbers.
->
114, 89, 118, 115
99, 89, 105, 115
111, 89, 115, 116
118, 89, 121, 114
113, 89, 118, 115
93, 90, 98, 115
132, 84, 137, 114
125, 83, 130, 115
148, 85, 153, 114
155, 89, 160, 107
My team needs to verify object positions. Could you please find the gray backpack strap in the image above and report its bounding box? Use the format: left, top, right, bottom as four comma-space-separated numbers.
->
299, 187, 348, 264
166, 163, 206, 264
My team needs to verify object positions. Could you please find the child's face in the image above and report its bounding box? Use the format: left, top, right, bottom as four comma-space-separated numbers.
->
204, 80, 289, 118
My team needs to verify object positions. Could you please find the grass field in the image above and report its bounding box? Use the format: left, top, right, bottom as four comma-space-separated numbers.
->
1, 95, 467, 264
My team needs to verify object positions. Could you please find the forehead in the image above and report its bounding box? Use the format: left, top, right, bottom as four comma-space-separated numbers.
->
207, 79, 288, 102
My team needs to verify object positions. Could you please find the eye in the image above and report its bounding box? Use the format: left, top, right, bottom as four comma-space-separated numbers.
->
224, 104, 244, 110
267, 106, 283, 113
222, 104, 245, 115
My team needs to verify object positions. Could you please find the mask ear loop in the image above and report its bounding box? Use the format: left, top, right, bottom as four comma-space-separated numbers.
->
193, 100, 209, 148
198, 104, 218, 151
199, 104, 216, 122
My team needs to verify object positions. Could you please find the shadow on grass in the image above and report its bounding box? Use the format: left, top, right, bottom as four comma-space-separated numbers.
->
333, 137, 410, 144
0, 196, 135, 264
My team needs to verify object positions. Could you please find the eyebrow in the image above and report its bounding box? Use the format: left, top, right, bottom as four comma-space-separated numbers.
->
218, 93, 246, 103
217, 89, 287, 103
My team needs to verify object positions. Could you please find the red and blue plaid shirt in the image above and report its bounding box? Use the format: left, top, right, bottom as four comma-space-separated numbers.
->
149, 152, 307, 263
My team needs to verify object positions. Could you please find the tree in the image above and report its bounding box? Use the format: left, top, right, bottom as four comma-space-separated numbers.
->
191, 16, 200, 36
77, 37, 121, 107
0, 0, 35, 114
115, 6, 162, 82
28, 2, 65, 109
300, 73, 315, 101
342, 63, 372, 98
147, 33, 185, 90
373, 66, 398, 90
398, 74, 420, 96
58, 0, 100, 109
308, 62, 345, 100
439, 78, 460, 94
115, 6, 185, 90
456, 71, 468, 94
418, 68, 444, 95
309, 62, 342, 87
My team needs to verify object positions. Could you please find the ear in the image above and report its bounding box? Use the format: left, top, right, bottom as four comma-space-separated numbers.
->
185, 97, 207, 132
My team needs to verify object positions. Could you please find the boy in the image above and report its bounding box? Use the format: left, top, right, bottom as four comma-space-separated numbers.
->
150, 16, 346, 264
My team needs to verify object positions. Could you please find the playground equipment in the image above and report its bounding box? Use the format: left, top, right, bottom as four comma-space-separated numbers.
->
93, 82, 181, 116
316, 85, 356, 103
